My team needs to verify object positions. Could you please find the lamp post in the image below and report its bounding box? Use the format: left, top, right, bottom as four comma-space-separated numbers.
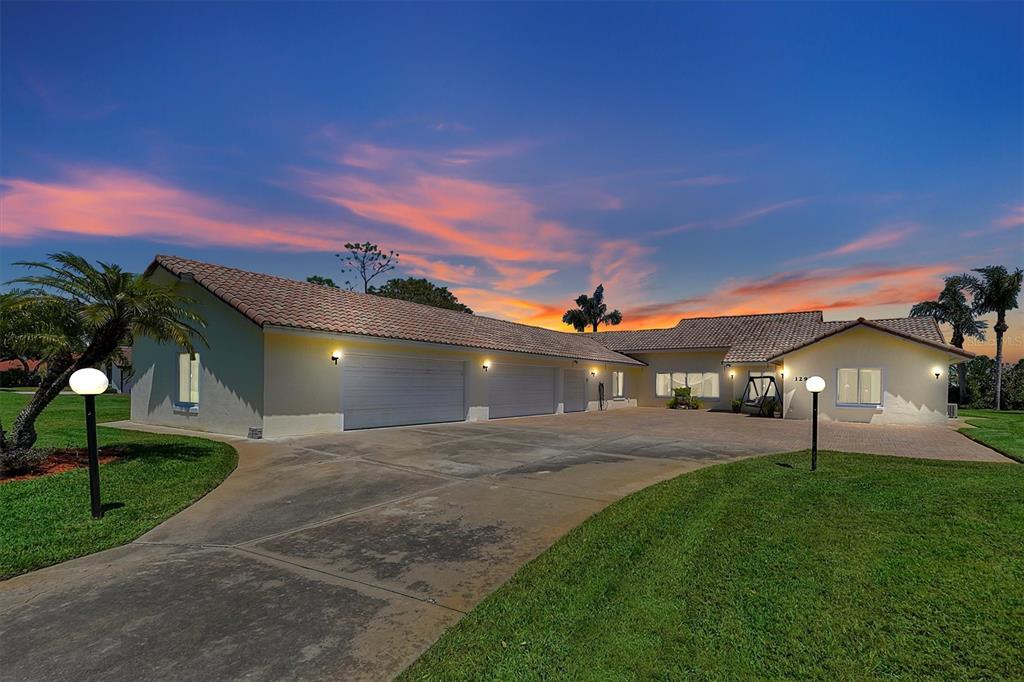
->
69, 368, 109, 519
805, 376, 825, 471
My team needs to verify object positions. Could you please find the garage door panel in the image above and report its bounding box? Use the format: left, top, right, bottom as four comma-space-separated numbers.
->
343, 355, 465, 429
563, 369, 586, 413
488, 365, 555, 419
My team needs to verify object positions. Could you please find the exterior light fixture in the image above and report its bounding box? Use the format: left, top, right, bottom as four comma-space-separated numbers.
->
331, 350, 342, 365
69, 368, 109, 519
932, 367, 942, 380
482, 361, 490, 372
805, 375, 826, 471
590, 369, 597, 376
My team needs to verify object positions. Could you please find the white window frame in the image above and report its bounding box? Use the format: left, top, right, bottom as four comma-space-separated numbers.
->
654, 371, 720, 399
611, 371, 625, 398
176, 352, 201, 412
836, 367, 882, 407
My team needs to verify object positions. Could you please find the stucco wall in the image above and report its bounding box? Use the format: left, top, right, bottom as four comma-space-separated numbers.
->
262, 327, 636, 437
626, 350, 732, 408
131, 268, 265, 436
778, 326, 952, 424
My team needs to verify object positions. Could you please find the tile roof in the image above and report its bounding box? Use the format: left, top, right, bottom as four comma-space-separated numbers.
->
589, 311, 970, 362
148, 256, 644, 366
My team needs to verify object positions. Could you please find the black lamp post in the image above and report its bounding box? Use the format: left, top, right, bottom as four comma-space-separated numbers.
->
69, 368, 109, 519
805, 375, 825, 471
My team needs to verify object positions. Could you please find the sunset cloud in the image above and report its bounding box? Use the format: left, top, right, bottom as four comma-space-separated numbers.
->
489, 262, 558, 290
298, 170, 584, 263
612, 262, 952, 329
400, 254, 478, 285
0, 168, 344, 251
822, 223, 919, 257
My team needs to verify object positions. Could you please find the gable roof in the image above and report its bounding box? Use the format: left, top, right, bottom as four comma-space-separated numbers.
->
147, 255, 643, 366
766, 317, 974, 360
589, 310, 971, 362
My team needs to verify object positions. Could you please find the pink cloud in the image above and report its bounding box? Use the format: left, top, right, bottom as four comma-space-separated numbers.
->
995, 205, 1024, 229
298, 170, 584, 263
0, 168, 343, 251
824, 223, 919, 257
489, 262, 558, 290
589, 240, 656, 306
401, 253, 478, 285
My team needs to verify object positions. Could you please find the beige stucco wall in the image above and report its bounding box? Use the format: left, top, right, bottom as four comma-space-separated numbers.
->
626, 350, 732, 408
261, 327, 637, 437
130, 268, 265, 436
778, 326, 953, 424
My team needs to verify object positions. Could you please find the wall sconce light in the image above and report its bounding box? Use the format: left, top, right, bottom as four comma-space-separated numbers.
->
482, 361, 490, 372
590, 369, 597, 376
933, 367, 942, 380
331, 350, 342, 365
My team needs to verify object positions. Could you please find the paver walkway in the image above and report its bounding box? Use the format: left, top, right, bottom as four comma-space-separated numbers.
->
0, 409, 1009, 681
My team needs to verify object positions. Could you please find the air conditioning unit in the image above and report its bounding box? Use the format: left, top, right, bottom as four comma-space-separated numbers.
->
947, 403, 958, 419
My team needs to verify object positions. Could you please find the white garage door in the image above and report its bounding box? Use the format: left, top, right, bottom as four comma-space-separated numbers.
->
488, 364, 556, 419
342, 355, 465, 430
563, 369, 587, 413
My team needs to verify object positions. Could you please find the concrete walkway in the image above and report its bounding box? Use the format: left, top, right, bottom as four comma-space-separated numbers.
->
0, 409, 1009, 681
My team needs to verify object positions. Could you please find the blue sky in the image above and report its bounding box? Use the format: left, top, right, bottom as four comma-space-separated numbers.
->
2, 2, 1022, 358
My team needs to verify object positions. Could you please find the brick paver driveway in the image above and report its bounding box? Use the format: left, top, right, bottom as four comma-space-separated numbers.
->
0, 409, 1008, 681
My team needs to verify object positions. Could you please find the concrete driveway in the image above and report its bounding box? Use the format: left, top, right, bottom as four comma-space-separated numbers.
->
0, 409, 1007, 681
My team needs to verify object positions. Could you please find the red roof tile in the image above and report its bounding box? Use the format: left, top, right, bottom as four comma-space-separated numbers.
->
149, 256, 644, 366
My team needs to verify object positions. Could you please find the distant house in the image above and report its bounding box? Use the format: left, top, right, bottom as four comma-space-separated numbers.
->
130, 256, 970, 438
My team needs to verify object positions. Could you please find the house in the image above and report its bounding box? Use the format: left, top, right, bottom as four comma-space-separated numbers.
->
130, 256, 971, 437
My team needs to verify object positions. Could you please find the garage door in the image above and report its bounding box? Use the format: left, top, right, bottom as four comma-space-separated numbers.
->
342, 355, 465, 430
488, 364, 556, 419
563, 369, 587, 413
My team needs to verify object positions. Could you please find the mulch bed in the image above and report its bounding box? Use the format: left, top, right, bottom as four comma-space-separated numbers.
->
1, 448, 125, 483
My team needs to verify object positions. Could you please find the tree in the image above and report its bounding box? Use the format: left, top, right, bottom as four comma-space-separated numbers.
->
562, 284, 623, 333
959, 265, 1023, 410
306, 275, 339, 288
0, 290, 39, 375
336, 242, 398, 292
1, 253, 206, 459
910, 277, 987, 405
371, 277, 473, 313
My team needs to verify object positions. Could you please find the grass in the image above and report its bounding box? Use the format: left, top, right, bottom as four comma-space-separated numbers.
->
959, 409, 1024, 463
1, 392, 237, 579
402, 451, 1023, 680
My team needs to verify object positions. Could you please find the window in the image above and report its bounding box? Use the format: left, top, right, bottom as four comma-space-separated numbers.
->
837, 368, 881, 406
178, 353, 200, 405
655, 371, 720, 399
611, 371, 624, 398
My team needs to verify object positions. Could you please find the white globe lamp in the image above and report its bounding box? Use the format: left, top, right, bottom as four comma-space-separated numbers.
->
804, 375, 825, 470
69, 368, 109, 396
69, 367, 108, 518
805, 375, 825, 394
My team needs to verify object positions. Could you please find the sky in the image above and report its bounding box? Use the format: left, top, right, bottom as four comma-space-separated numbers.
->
2, 2, 1022, 360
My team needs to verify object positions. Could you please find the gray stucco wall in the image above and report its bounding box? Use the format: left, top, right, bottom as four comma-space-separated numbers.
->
130, 267, 265, 436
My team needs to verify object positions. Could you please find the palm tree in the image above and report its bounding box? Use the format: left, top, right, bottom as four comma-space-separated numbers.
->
910, 277, 987, 405
562, 284, 623, 333
1, 253, 206, 454
959, 265, 1023, 410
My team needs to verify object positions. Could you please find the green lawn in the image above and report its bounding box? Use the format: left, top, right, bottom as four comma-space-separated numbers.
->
1, 393, 237, 578
959, 409, 1024, 463
403, 452, 1023, 680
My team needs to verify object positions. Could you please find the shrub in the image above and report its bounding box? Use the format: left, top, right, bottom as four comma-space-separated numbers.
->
731, 399, 743, 413
0, 368, 41, 388
667, 387, 702, 410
